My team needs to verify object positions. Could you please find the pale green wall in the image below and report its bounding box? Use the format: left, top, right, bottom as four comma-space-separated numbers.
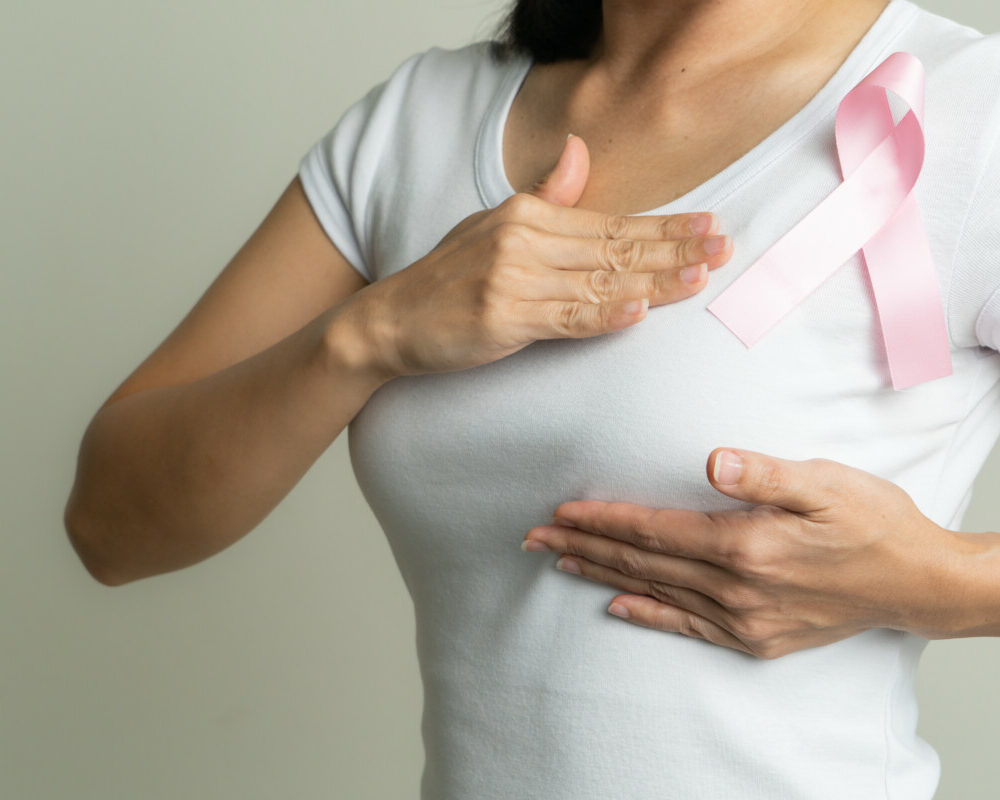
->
3, 1, 998, 797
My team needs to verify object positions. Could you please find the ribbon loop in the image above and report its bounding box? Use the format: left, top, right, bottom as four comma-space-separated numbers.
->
706, 52, 952, 390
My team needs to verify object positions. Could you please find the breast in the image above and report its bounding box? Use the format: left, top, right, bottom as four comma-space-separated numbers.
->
341, 239, 979, 800
345, 252, 964, 603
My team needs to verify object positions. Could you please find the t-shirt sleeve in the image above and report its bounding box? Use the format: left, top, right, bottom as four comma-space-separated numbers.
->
297, 51, 424, 283
946, 33, 1000, 352
949, 128, 1000, 351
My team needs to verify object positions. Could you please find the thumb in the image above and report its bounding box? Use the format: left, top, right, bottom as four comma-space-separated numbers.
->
706, 448, 834, 514
529, 133, 590, 207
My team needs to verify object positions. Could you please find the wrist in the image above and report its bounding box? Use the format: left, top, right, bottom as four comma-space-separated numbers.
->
320, 292, 398, 391
900, 527, 1000, 639
938, 529, 1000, 638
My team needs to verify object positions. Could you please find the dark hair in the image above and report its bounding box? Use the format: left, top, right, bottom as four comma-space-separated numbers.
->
490, 0, 603, 64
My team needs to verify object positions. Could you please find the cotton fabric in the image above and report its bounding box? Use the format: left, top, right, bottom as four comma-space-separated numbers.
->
298, 1, 1000, 796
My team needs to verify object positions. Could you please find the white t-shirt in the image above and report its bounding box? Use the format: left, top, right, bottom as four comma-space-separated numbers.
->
298, 1, 1000, 797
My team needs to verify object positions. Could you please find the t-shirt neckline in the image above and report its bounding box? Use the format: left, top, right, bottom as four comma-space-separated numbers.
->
474, 0, 919, 216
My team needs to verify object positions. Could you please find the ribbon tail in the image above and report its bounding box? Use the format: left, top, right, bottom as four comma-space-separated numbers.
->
864, 194, 952, 389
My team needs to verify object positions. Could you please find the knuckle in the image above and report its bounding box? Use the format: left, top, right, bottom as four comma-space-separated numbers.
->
652, 267, 678, 299
716, 582, 760, 612
742, 538, 774, 577
551, 302, 584, 337
595, 301, 615, 331
581, 268, 616, 304
754, 462, 787, 502
677, 614, 705, 640
482, 259, 506, 287
598, 237, 639, 272
647, 581, 676, 604
655, 216, 683, 240
489, 221, 532, 257
751, 639, 786, 660
560, 536, 588, 559
629, 522, 662, 554
601, 214, 631, 239
613, 548, 647, 577
723, 534, 773, 579
730, 613, 771, 642
718, 532, 755, 572
680, 235, 703, 264
481, 261, 520, 302
500, 192, 541, 220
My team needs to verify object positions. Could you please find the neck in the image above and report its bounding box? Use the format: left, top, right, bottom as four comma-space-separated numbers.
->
591, 0, 891, 88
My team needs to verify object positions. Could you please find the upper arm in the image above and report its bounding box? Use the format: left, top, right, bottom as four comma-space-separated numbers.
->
99, 174, 370, 411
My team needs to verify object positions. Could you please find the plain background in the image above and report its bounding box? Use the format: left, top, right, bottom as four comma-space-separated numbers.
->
4, 0, 1000, 797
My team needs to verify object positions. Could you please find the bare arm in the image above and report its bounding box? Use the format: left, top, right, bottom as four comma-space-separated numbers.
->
65, 134, 733, 586
63, 175, 388, 586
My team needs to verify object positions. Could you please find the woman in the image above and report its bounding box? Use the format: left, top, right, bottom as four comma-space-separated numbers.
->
64, 0, 1000, 796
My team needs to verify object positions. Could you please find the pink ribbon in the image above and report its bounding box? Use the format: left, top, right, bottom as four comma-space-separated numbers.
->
706, 52, 952, 390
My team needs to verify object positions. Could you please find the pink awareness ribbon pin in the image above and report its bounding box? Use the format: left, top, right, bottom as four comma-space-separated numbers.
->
706, 52, 953, 390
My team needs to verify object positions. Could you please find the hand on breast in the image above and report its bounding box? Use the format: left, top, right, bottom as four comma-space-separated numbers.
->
347, 134, 732, 380
521, 446, 962, 659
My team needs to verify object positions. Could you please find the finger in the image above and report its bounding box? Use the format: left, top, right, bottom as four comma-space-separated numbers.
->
502, 185, 723, 243
707, 448, 845, 514
528, 133, 590, 207
523, 522, 729, 598
510, 294, 652, 340
505, 250, 712, 308
606, 594, 756, 655
552, 552, 650, 594
537, 204, 722, 241
545, 500, 735, 566
544, 262, 712, 308
553, 553, 738, 633
518, 226, 732, 273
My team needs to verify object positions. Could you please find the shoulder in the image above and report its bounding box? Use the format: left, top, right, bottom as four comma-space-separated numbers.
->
338, 39, 527, 150
322, 40, 515, 151
898, 8, 1000, 183
905, 6, 1000, 117
377, 39, 524, 101
344, 39, 530, 175
905, 2, 1000, 59
906, 11, 1000, 347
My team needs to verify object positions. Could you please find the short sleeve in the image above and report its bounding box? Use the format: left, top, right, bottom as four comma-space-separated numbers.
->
297, 51, 424, 283
948, 132, 1000, 350
946, 33, 1000, 351
967, 150, 1000, 351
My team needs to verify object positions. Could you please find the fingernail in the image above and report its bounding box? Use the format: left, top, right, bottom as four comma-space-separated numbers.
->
566, 132, 576, 141
703, 235, 729, 255
689, 214, 714, 235
621, 298, 648, 315
522, 539, 551, 552
713, 450, 743, 485
680, 264, 706, 284
551, 517, 575, 528
608, 603, 630, 619
555, 557, 580, 574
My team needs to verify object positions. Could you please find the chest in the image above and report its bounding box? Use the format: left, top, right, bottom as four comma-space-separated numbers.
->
501, 63, 849, 217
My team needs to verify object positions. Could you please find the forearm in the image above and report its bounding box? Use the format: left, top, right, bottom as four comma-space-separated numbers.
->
64, 302, 390, 586
899, 528, 1000, 639
930, 530, 1000, 638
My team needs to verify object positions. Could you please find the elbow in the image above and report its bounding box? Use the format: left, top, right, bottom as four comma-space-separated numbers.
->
63, 499, 128, 587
